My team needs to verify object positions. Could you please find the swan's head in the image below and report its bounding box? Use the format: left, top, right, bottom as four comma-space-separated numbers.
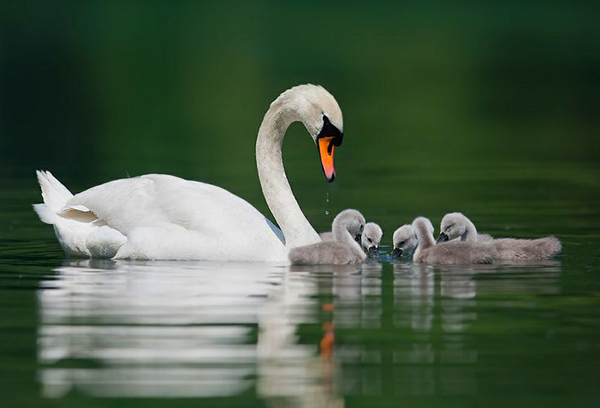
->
392, 224, 418, 258
437, 212, 468, 243
362, 222, 383, 257
277, 84, 344, 182
333, 209, 365, 240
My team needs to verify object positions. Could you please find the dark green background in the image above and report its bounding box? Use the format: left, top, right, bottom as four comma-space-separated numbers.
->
2, 0, 598, 174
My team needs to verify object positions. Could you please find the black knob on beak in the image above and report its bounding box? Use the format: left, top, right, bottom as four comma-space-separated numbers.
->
436, 232, 449, 244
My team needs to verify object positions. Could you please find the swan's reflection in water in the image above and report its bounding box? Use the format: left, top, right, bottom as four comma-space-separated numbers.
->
39, 260, 271, 398
37, 259, 561, 403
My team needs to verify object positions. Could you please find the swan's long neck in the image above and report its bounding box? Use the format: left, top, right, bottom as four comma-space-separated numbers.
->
333, 221, 365, 259
461, 218, 478, 242
256, 102, 320, 249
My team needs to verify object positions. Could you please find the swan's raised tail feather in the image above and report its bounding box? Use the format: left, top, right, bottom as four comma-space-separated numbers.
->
33, 171, 73, 224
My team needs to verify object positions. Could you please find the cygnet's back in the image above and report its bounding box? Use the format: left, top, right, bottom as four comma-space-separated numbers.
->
319, 231, 334, 241
361, 222, 383, 257
492, 236, 561, 260
438, 212, 561, 260
289, 209, 366, 265
413, 217, 497, 265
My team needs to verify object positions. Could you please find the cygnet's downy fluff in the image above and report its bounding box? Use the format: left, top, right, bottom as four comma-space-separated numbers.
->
413, 217, 498, 264
361, 222, 383, 258
392, 224, 418, 258
436, 212, 493, 243
438, 212, 561, 260
289, 209, 367, 265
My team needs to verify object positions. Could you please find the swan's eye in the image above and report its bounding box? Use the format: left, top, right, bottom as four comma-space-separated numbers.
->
368, 238, 372, 243
398, 240, 406, 246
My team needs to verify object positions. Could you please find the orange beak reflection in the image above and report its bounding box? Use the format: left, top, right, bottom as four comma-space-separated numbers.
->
318, 137, 336, 182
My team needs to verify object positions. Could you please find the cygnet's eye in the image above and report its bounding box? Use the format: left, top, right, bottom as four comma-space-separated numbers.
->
368, 238, 372, 243
398, 240, 406, 246
446, 225, 453, 232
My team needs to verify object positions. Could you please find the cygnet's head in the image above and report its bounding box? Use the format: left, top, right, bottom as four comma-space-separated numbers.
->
333, 209, 365, 240
438, 212, 469, 243
392, 225, 418, 258
275, 84, 343, 182
361, 222, 383, 258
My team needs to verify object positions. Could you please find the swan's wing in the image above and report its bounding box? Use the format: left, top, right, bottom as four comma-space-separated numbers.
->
61, 176, 159, 234
62, 174, 285, 246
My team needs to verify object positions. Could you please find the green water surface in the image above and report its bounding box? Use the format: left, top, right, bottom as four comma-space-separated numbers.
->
1, 159, 599, 408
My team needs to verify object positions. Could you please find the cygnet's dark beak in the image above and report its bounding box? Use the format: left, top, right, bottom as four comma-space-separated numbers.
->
436, 232, 449, 244
392, 247, 403, 258
368, 246, 379, 258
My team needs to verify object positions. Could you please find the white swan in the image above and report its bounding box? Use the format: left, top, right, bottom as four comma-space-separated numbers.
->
361, 222, 382, 257
437, 212, 561, 260
33, 84, 345, 262
391, 224, 418, 258
288, 209, 366, 265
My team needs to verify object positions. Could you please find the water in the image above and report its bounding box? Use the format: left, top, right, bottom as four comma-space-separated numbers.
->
1, 2, 599, 406
1, 160, 599, 408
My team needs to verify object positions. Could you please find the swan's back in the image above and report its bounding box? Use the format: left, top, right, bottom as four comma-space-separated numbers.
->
416, 241, 498, 265
66, 175, 261, 232
61, 174, 287, 261
288, 241, 364, 265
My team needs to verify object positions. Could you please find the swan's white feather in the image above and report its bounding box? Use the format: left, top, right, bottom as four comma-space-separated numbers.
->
61, 174, 287, 261
33, 203, 55, 225
36, 170, 73, 211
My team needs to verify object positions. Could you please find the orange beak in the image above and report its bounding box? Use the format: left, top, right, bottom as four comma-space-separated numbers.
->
318, 137, 336, 182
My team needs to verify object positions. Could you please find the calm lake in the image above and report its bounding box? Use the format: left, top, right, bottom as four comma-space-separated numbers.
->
1, 159, 599, 408
1, 2, 599, 406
